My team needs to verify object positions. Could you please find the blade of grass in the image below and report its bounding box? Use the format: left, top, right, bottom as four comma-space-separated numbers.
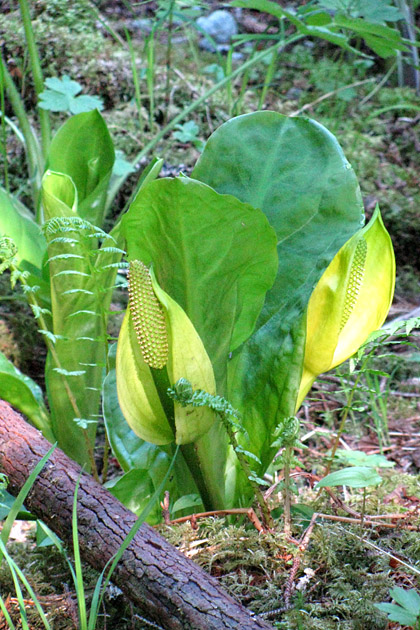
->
0, 539, 52, 630
146, 32, 155, 130
0, 546, 30, 630
72, 474, 87, 630
36, 520, 77, 584
87, 445, 180, 630
105, 34, 304, 213
18, 0, 51, 154
0, 443, 56, 550
0, 594, 16, 629
126, 29, 144, 136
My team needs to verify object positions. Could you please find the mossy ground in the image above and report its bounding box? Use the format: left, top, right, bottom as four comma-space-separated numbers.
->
0, 1, 419, 628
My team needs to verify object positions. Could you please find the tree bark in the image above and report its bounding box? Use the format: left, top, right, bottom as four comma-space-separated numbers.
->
0, 401, 273, 630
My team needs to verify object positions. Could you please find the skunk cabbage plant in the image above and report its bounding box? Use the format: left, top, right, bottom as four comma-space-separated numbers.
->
297, 206, 395, 409
112, 111, 395, 515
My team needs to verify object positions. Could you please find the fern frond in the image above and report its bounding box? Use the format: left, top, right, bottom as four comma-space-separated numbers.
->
100, 262, 128, 270
61, 289, 95, 296
68, 310, 100, 318
97, 247, 126, 255
53, 368, 86, 376
39, 330, 66, 343
47, 253, 85, 264
52, 270, 90, 278
30, 305, 52, 319
0, 237, 18, 274
43, 216, 97, 236
168, 378, 240, 420
48, 237, 79, 245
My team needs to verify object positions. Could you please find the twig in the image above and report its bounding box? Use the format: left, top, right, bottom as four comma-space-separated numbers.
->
290, 79, 374, 116
163, 508, 265, 532
284, 513, 318, 607
161, 491, 171, 525
315, 512, 419, 530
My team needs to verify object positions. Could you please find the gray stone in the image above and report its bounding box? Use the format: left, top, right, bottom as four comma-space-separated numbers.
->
132, 18, 153, 34
196, 10, 238, 44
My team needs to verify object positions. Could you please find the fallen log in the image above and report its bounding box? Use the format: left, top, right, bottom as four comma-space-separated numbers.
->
0, 401, 273, 630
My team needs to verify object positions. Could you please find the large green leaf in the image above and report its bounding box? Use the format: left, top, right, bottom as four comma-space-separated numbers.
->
46, 110, 115, 227
0, 351, 53, 441
0, 188, 46, 275
315, 466, 382, 489
106, 469, 165, 524
122, 177, 278, 392
231, 0, 362, 54
193, 112, 363, 502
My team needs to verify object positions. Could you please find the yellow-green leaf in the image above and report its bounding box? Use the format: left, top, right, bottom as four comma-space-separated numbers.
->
116, 309, 173, 445
42, 170, 78, 219
150, 270, 217, 445
297, 206, 395, 408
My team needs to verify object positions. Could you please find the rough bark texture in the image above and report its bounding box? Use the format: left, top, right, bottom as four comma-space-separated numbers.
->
0, 401, 273, 630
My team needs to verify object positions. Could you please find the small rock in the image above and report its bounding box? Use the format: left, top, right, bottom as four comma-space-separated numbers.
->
285, 87, 303, 100
132, 18, 153, 34
196, 10, 238, 44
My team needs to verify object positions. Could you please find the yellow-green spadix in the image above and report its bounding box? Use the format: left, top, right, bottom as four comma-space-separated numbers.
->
296, 206, 395, 410
116, 260, 216, 445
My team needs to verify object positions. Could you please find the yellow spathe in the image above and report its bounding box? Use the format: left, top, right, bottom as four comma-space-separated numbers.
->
296, 206, 395, 410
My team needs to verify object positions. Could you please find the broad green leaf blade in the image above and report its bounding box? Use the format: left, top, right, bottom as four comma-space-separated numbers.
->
193, 112, 363, 503
231, 0, 362, 54
106, 465, 173, 524
46, 110, 115, 227
193, 113, 363, 332
0, 352, 53, 441
172, 493, 202, 514
334, 14, 408, 57
315, 466, 382, 489
335, 450, 395, 468
0, 188, 46, 274
122, 177, 278, 392
298, 206, 395, 407
42, 170, 78, 217
116, 309, 173, 445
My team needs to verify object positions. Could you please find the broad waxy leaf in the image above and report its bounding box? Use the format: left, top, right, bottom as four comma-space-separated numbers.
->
315, 466, 382, 489
106, 468, 166, 524
0, 351, 53, 441
122, 176, 278, 393
297, 206, 395, 408
46, 110, 115, 227
193, 111, 363, 503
